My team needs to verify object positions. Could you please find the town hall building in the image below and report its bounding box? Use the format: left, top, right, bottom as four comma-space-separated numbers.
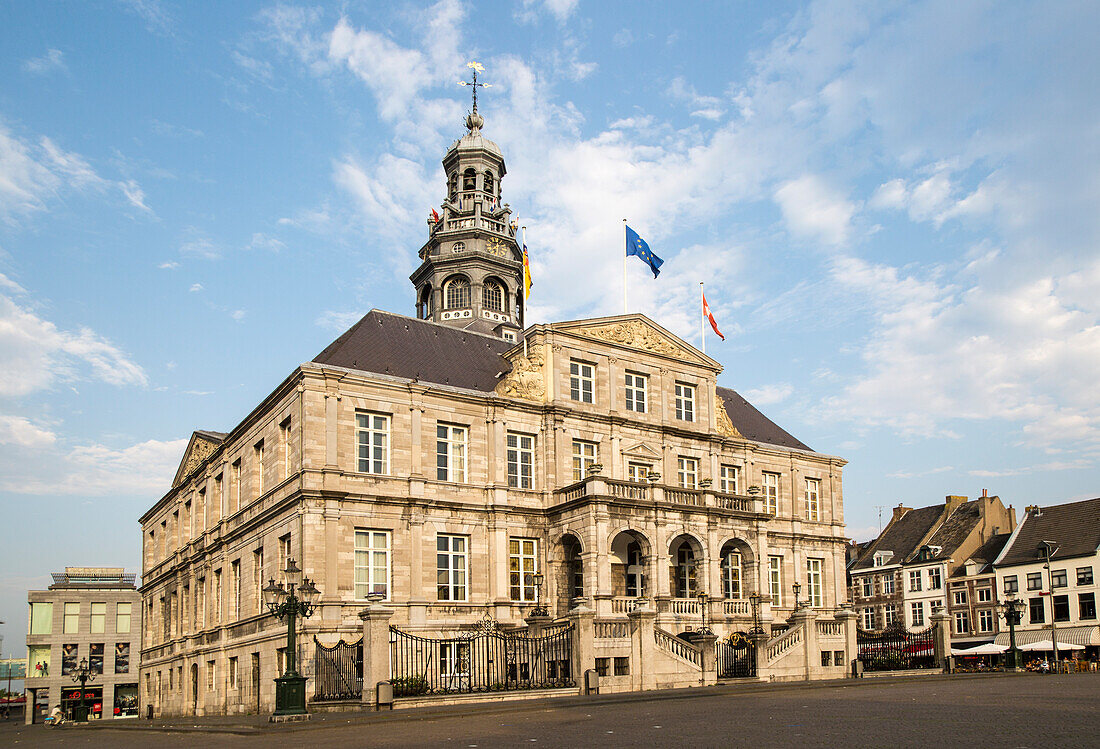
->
138, 94, 851, 716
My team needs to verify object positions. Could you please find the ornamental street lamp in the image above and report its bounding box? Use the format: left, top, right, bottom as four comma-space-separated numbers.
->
792, 581, 804, 611
263, 558, 320, 716
70, 656, 94, 722
697, 590, 712, 635
530, 572, 549, 617
749, 592, 767, 635
1039, 540, 1061, 671
1000, 594, 1025, 670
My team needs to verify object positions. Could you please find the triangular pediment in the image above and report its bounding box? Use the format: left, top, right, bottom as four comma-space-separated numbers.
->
622, 441, 662, 459
551, 315, 719, 370
172, 430, 226, 488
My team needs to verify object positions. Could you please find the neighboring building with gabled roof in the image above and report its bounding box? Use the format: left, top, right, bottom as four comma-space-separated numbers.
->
993, 498, 1100, 653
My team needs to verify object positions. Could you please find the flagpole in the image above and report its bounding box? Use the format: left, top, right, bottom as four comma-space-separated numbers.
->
623, 219, 628, 314
700, 282, 706, 355
522, 224, 528, 358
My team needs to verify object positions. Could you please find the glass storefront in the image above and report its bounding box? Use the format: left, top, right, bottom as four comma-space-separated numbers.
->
113, 683, 138, 718
61, 686, 102, 720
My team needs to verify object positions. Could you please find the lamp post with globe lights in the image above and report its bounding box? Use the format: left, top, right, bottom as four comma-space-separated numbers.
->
1000, 594, 1025, 671
262, 558, 320, 717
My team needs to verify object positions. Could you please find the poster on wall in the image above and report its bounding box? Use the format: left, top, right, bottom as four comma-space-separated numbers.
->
115, 643, 130, 674
62, 644, 77, 675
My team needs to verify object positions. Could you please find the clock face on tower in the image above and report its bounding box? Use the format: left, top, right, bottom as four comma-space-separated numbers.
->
486, 237, 509, 258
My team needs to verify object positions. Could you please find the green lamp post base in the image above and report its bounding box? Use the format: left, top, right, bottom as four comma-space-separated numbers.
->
273, 675, 308, 716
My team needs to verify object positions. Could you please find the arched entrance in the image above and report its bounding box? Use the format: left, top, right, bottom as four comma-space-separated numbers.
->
610, 530, 649, 598
668, 534, 704, 599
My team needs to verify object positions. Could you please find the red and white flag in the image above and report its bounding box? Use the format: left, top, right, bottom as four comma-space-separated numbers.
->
702, 291, 725, 340
431, 208, 441, 223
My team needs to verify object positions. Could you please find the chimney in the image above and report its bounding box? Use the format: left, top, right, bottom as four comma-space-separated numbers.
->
892, 503, 912, 522
1026, 504, 1042, 517
982, 488, 988, 498
945, 495, 968, 513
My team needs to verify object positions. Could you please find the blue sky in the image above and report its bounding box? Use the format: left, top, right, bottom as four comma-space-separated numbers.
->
1, 0, 1099, 657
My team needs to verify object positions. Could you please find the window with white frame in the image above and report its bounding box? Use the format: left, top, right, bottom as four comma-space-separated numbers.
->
722, 551, 742, 599
436, 424, 468, 482
627, 461, 652, 483
910, 601, 924, 627
928, 568, 942, 589
977, 587, 992, 603
862, 607, 875, 629
882, 574, 895, 595
953, 590, 967, 606
439, 641, 471, 686
569, 360, 594, 403
354, 530, 391, 599
571, 439, 597, 481
909, 570, 922, 591
954, 611, 970, 634
437, 534, 468, 601
674, 382, 695, 421
506, 433, 534, 489
90, 602, 106, 634
509, 538, 539, 602
357, 413, 390, 474
884, 603, 898, 627
116, 602, 132, 634
861, 577, 872, 597
1004, 575, 1019, 593
805, 478, 821, 521
768, 556, 783, 606
677, 456, 698, 489
720, 465, 740, 494
762, 472, 779, 515
807, 558, 823, 608
977, 608, 994, 632
624, 372, 647, 413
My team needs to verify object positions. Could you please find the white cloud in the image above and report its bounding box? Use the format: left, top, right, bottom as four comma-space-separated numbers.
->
179, 236, 220, 259
316, 310, 366, 331
0, 437, 187, 496
0, 291, 147, 397
118, 0, 173, 34
189, 283, 203, 292
774, 175, 857, 246
158, 261, 179, 270
0, 415, 57, 447
742, 383, 793, 406
22, 49, 67, 76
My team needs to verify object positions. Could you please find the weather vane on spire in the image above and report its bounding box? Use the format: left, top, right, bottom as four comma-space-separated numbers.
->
458, 61, 491, 133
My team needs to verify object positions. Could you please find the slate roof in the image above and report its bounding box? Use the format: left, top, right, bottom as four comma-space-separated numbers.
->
970, 533, 1011, 565
917, 500, 982, 561
313, 311, 816, 453
195, 430, 227, 442
313, 310, 513, 392
716, 387, 811, 451
997, 497, 1100, 567
851, 505, 943, 571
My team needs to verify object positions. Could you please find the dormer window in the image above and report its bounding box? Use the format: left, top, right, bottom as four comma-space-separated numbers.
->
444, 277, 471, 309
463, 168, 476, 191
873, 551, 892, 567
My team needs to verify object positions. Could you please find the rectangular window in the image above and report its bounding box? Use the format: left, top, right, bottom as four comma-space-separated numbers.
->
64, 602, 79, 634
229, 656, 239, 690
355, 529, 391, 599
805, 478, 821, 521
807, 558, 823, 608
624, 372, 647, 413
357, 412, 390, 474
768, 556, 783, 606
231, 560, 241, 620
569, 360, 594, 403
254, 548, 264, 615
1078, 567, 1094, 586
674, 382, 695, 421
677, 456, 698, 489
977, 588, 992, 603
28, 645, 50, 678
207, 661, 216, 690
928, 568, 942, 590
280, 417, 291, 479
722, 551, 742, 599
437, 534, 468, 602
614, 656, 630, 676
882, 574, 894, 595
506, 433, 534, 489
90, 602, 106, 634
183, 500, 191, 543
910, 601, 924, 627
231, 458, 242, 514
436, 424, 468, 482
1027, 572, 1042, 591
213, 569, 222, 624
719, 465, 739, 494
1079, 592, 1096, 620
762, 472, 779, 515
89, 643, 104, 675
862, 607, 875, 629
1052, 594, 1070, 622
953, 590, 967, 606
278, 534, 292, 584
439, 642, 471, 684
1051, 570, 1068, 588
909, 571, 922, 592
30, 602, 53, 634
977, 609, 994, 632
196, 580, 205, 630
571, 439, 597, 482
861, 577, 872, 598
627, 461, 652, 483
509, 538, 539, 602
197, 488, 206, 533
1029, 597, 1045, 624
255, 440, 265, 496
1004, 575, 1019, 594
114, 643, 130, 674
884, 603, 898, 627
954, 611, 970, 634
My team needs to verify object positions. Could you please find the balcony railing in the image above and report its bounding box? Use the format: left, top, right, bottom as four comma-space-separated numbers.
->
554, 476, 760, 514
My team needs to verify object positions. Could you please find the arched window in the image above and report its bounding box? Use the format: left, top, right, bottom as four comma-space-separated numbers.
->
462, 168, 476, 191
483, 280, 504, 312
671, 540, 697, 598
419, 286, 433, 319
483, 171, 494, 196
563, 535, 583, 600
722, 550, 742, 599
448, 172, 457, 198
444, 277, 471, 309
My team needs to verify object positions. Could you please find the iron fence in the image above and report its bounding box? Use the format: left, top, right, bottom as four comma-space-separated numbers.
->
313, 636, 363, 701
389, 623, 575, 697
856, 623, 936, 671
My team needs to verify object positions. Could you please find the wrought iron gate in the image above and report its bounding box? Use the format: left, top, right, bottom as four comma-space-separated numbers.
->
717, 632, 756, 678
856, 623, 935, 671
389, 622, 575, 696
313, 636, 363, 701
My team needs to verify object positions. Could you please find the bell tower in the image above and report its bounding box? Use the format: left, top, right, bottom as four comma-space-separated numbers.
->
410, 62, 524, 341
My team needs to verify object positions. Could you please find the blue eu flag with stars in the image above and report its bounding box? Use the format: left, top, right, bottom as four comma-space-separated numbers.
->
625, 225, 664, 278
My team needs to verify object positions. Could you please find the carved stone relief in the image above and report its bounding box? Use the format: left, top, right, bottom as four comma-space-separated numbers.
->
494, 344, 547, 402
716, 403, 744, 439
176, 437, 218, 487
575, 321, 686, 358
